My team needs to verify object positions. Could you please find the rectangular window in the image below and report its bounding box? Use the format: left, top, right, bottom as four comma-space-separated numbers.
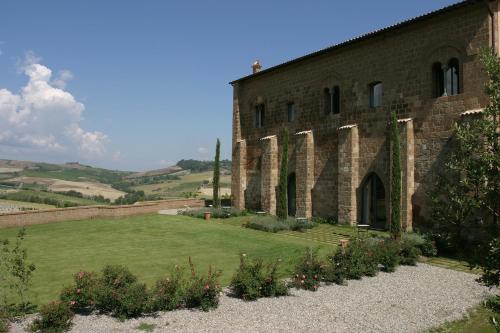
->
332, 86, 340, 114
370, 82, 383, 108
287, 102, 296, 122
254, 104, 265, 128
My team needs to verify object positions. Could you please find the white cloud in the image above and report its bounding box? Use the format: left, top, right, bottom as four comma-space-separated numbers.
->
0, 51, 109, 159
159, 159, 172, 166
197, 147, 208, 154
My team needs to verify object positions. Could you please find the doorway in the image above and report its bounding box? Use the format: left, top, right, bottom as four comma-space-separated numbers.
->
360, 173, 386, 229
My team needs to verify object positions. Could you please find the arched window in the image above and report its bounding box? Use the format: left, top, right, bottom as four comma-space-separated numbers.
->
446, 58, 459, 96
324, 86, 341, 115
432, 62, 444, 97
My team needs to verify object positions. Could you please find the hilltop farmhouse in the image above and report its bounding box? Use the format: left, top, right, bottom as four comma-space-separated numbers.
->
231, 0, 499, 230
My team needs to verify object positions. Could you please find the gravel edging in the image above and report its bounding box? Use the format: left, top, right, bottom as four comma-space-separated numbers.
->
10, 264, 497, 333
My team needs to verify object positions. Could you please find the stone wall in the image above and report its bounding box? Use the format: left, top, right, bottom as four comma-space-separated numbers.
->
0, 198, 204, 229
231, 2, 495, 228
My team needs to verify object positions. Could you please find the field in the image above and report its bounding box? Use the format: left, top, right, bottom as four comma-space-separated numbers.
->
132, 171, 231, 199
0, 214, 331, 305
0, 198, 55, 214
0, 189, 103, 206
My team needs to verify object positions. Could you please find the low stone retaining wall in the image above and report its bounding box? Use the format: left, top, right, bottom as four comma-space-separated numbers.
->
0, 198, 204, 228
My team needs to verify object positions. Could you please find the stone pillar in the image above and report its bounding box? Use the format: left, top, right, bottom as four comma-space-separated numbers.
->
295, 130, 314, 218
398, 118, 415, 232
232, 140, 247, 210
260, 135, 278, 215
337, 125, 359, 225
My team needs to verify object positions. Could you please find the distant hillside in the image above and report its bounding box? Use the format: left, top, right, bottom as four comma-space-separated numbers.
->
176, 159, 231, 173
125, 166, 183, 179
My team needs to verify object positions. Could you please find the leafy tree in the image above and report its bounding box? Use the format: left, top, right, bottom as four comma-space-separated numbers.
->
390, 111, 402, 240
213, 139, 221, 208
430, 49, 499, 285
277, 129, 289, 220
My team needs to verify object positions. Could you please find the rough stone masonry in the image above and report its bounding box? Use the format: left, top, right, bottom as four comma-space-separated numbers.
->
231, 0, 500, 230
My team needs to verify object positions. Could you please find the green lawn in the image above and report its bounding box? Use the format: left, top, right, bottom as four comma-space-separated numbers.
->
0, 214, 332, 306
427, 305, 498, 333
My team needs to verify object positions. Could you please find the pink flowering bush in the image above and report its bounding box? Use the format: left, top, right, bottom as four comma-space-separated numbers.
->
184, 257, 222, 311
60, 271, 97, 313
230, 253, 288, 301
149, 266, 186, 311
291, 248, 324, 291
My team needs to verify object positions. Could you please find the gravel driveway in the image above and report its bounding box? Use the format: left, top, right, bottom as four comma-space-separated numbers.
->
11, 264, 496, 333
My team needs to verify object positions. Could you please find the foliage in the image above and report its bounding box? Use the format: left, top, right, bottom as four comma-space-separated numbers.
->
402, 233, 437, 257
244, 216, 315, 233
0, 192, 80, 208
291, 248, 324, 291
429, 49, 499, 281
390, 111, 402, 240
94, 265, 149, 318
398, 239, 420, 266
114, 190, 158, 205
478, 237, 500, 288
176, 159, 232, 173
311, 216, 338, 225
277, 129, 289, 221
59, 271, 96, 313
213, 139, 221, 208
179, 207, 248, 219
0, 316, 8, 333
0, 228, 36, 314
332, 238, 379, 279
377, 239, 400, 273
230, 254, 288, 301
149, 266, 185, 311
29, 301, 73, 333
184, 258, 222, 311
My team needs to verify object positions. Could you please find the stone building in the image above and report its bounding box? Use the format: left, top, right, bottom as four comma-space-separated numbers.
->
230, 0, 499, 230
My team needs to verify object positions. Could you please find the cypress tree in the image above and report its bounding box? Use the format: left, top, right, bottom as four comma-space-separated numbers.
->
277, 129, 289, 220
390, 111, 402, 240
213, 138, 221, 208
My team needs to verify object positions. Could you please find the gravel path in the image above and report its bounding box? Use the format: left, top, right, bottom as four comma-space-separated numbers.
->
10, 264, 496, 333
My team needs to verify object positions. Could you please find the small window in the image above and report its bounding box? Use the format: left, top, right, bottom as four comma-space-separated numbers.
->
323, 88, 331, 115
254, 104, 265, 128
287, 102, 296, 122
332, 86, 340, 114
432, 62, 444, 97
370, 82, 383, 108
446, 58, 459, 96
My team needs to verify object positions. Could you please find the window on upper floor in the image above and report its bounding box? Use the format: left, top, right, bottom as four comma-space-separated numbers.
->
254, 104, 265, 128
446, 58, 460, 96
369, 82, 383, 108
287, 102, 296, 122
324, 86, 341, 115
432, 62, 445, 98
432, 58, 460, 97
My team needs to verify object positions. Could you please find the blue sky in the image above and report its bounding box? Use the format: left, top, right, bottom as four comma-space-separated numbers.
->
0, 0, 458, 171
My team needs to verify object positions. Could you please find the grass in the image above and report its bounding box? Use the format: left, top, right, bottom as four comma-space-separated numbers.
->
427, 305, 498, 333
136, 323, 157, 332
0, 214, 331, 306
132, 171, 231, 199
0, 189, 102, 206
0, 198, 55, 210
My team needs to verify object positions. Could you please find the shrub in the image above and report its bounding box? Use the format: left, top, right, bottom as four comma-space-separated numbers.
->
402, 233, 437, 257
230, 254, 288, 301
311, 216, 338, 225
332, 239, 379, 280
184, 258, 222, 311
180, 207, 248, 219
377, 239, 400, 273
29, 301, 73, 333
149, 267, 186, 311
291, 248, 324, 291
399, 239, 421, 266
60, 271, 97, 313
0, 311, 8, 333
94, 265, 149, 318
245, 216, 315, 233
486, 295, 500, 313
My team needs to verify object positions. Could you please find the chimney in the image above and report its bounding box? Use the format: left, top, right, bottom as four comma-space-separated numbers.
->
252, 60, 262, 74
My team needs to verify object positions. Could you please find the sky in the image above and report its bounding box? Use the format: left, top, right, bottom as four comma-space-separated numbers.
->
0, 0, 459, 171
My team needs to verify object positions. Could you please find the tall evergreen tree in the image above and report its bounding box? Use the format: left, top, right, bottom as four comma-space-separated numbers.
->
213, 138, 221, 208
390, 111, 402, 240
277, 129, 289, 220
